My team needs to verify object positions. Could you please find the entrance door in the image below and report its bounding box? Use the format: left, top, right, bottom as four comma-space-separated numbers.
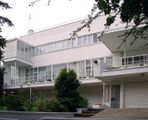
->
111, 85, 120, 108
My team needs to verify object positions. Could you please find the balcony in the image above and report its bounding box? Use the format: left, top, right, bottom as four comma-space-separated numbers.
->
4, 75, 54, 89
5, 59, 102, 89
4, 39, 33, 67
100, 54, 148, 81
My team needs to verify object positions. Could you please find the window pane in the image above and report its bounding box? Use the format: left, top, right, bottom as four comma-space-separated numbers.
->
48, 44, 52, 52
55, 41, 63, 50
93, 33, 98, 43
86, 60, 92, 77
17, 42, 21, 50
67, 40, 72, 48
104, 85, 110, 102
78, 37, 83, 46
72, 38, 77, 47
83, 35, 87, 45
51, 43, 55, 51
88, 35, 93, 44
63, 40, 67, 49
53, 64, 67, 80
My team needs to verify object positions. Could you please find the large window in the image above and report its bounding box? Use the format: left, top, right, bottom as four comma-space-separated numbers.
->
53, 64, 67, 80
33, 33, 100, 56
10, 66, 19, 86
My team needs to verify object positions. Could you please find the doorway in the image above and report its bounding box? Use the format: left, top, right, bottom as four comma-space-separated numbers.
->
111, 85, 120, 108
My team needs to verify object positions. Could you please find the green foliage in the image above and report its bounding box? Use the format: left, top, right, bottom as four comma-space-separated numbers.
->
96, 0, 148, 43
0, 1, 13, 97
52, 68, 88, 112
3, 90, 51, 112
29, 93, 50, 112
5, 91, 26, 111
47, 98, 68, 112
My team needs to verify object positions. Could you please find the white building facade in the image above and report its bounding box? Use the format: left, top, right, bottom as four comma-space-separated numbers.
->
3, 15, 148, 108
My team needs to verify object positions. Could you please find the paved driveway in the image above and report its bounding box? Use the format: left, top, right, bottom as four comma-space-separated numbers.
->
1, 117, 148, 120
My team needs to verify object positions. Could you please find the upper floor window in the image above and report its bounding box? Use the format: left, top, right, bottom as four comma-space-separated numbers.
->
33, 33, 100, 56
93, 33, 98, 43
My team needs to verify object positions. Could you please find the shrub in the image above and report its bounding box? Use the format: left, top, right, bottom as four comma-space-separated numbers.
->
47, 98, 68, 112
53, 68, 88, 112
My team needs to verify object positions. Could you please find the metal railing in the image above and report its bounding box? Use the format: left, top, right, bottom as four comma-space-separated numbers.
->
101, 54, 148, 71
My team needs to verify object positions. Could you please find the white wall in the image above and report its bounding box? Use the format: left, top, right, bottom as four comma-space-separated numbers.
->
4, 40, 17, 59
31, 43, 111, 67
80, 85, 103, 106
20, 15, 124, 46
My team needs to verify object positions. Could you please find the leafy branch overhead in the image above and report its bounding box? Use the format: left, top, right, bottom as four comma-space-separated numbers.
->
71, 0, 148, 47
96, 0, 148, 37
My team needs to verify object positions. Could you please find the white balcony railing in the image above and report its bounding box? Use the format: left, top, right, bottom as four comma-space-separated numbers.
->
101, 54, 148, 72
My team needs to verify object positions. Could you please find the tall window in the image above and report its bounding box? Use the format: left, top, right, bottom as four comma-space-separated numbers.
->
93, 33, 98, 43
85, 60, 92, 77
78, 36, 83, 46
53, 64, 67, 80
88, 35, 93, 44
78, 61, 85, 78
104, 85, 110, 102
38, 67, 46, 82
10, 66, 19, 85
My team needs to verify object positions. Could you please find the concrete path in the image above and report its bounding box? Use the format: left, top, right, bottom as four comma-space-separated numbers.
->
93, 108, 148, 119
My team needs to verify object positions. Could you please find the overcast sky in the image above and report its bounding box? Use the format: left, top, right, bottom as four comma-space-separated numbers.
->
1, 0, 94, 39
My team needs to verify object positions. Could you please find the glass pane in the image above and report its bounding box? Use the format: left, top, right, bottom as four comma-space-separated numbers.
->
88, 35, 93, 44
51, 43, 55, 51
67, 40, 72, 48
63, 40, 67, 49
72, 38, 76, 47
83, 35, 87, 45
78, 36, 83, 46
55, 41, 63, 50
93, 33, 98, 43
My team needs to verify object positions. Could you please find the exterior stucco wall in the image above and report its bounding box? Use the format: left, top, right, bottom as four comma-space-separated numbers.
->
80, 85, 103, 107
31, 43, 111, 67
20, 15, 124, 46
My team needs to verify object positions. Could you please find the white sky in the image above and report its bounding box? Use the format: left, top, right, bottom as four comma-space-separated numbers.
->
1, 0, 95, 39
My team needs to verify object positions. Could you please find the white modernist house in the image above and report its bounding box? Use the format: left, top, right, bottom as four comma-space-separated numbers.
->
3, 15, 148, 108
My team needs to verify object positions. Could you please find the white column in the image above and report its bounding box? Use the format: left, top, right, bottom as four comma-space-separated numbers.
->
120, 83, 124, 108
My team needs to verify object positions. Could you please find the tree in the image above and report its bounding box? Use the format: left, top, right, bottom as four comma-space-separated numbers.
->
70, 0, 148, 47
0, 1, 13, 96
96, 0, 148, 46
52, 68, 88, 112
